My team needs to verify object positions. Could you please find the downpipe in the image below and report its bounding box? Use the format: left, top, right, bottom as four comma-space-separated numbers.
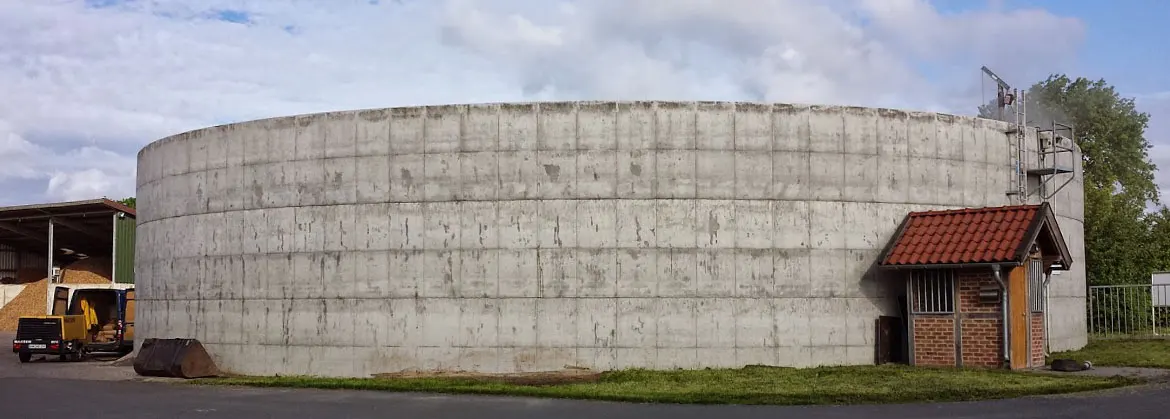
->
1043, 271, 1052, 356
992, 264, 1010, 366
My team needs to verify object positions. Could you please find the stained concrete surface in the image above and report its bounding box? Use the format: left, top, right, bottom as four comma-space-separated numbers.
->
134, 101, 1088, 377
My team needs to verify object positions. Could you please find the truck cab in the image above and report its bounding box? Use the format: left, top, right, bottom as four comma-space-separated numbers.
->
11, 286, 135, 363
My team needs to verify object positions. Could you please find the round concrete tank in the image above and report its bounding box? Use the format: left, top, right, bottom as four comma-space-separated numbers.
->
134, 101, 1085, 377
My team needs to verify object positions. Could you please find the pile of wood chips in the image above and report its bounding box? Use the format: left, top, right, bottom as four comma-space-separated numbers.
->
0, 257, 114, 331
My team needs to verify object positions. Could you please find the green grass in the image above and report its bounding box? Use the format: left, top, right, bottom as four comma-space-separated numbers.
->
1050, 339, 1170, 369
192, 364, 1138, 406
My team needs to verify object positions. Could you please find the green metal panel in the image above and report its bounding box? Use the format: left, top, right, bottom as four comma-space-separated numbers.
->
114, 214, 136, 284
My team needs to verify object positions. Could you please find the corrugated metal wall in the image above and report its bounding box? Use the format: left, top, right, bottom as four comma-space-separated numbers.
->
0, 244, 48, 283
0, 245, 15, 281
114, 214, 136, 284
23, 251, 46, 270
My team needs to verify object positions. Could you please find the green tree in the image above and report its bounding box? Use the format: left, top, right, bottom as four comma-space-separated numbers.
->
980, 74, 1160, 287
118, 197, 136, 208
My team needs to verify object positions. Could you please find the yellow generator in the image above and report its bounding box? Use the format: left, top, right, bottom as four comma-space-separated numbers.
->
11, 286, 135, 363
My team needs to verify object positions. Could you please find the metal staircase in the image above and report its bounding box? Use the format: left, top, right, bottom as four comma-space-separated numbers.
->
1031, 121, 1076, 200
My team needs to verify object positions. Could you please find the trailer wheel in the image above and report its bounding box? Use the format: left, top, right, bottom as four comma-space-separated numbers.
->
18, 352, 31, 363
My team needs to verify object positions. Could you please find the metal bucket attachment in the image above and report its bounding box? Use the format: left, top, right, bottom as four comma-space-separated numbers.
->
133, 338, 220, 379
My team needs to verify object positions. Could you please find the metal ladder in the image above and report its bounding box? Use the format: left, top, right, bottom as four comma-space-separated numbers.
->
982, 66, 1028, 204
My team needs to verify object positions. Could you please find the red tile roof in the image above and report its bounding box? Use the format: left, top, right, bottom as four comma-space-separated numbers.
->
879, 203, 1067, 267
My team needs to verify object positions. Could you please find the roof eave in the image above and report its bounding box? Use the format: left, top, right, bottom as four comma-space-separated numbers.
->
1013, 202, 1072, 270
875, 211, 915, 266
0, 198, 136, 221
877, 261, 1024, 271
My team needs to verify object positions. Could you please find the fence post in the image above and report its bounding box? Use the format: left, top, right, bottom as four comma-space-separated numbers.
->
1154, 284, 1160, 337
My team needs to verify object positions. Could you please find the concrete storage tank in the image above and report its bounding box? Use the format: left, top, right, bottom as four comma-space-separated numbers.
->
134, 101, 1085, 377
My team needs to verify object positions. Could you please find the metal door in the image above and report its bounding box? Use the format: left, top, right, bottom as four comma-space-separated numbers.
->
51, 286, 70, 315
122, 289, 135, 341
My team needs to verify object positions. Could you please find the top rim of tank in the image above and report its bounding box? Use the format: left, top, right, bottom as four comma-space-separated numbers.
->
137, 99, 1013, 159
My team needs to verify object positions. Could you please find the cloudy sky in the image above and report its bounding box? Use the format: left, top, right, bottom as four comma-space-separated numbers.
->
0, 0, 1166, 206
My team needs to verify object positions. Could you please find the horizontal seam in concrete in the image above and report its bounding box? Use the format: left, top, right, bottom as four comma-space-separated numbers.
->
189, 343, 878, 348
136, 296, 891, 301
134, 201, 1090, 227
137, 152, 1022, 187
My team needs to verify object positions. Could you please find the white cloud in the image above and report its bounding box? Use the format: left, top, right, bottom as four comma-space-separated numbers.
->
0, 0, 1103, 205
1138, 93, 1170, 203
0, 120, 135, 204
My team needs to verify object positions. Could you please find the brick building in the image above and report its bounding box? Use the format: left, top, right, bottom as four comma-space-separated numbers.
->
877, 203, 1072, 370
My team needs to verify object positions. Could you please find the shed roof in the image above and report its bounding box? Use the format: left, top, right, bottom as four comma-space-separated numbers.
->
0, 199, 135, 221
0, 198, 135, 256
877, 202, 1072, 270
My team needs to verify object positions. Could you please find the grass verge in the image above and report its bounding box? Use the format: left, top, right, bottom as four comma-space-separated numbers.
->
1050, 339, 1170, 369
191, 364, 1138, 405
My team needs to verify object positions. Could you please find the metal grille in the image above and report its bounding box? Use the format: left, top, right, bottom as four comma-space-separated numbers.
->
15, 318, 60, 340
1028, 258, 1045, 313
910, 270, 955, 314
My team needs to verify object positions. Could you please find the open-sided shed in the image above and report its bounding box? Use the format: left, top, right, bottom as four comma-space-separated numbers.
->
0, 199, 137, 284
877, 202, 1072, 370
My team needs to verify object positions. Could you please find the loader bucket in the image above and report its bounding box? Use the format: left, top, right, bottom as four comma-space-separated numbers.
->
132, 338, 221, 379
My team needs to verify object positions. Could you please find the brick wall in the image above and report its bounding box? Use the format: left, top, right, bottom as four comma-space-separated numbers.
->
957, 271, 1004, 368
912, 315, 956, 366
1031, 313, 1045, 366
909, 268, 1048, 369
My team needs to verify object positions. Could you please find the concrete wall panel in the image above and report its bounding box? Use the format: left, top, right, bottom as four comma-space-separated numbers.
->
136, 101, 1088, 377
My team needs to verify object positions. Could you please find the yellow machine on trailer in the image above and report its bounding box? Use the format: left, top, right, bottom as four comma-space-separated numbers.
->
11, 286, 135, 363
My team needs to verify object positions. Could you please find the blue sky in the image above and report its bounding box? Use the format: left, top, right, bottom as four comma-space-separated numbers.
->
0, 0, 1166, 205
956, 0, 1169, 94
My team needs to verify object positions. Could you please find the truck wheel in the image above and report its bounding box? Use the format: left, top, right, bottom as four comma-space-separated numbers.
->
18, 352, 31, 363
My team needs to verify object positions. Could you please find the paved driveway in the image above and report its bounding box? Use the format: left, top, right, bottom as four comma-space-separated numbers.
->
3, 331, 1170, 418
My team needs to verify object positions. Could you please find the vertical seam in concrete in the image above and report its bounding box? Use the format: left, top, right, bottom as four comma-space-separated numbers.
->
610, 103, 619, 198
901, 115, 911, 205
457, 108, 467, 302
386, 108, 394, 206
731, 103, 738, 199
692, 102, 699, 201
651, 102, 659, 198
839, 111, 846, 202
494, 105, 501, 303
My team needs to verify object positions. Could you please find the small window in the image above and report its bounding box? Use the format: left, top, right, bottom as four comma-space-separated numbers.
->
910, 269, 955, 314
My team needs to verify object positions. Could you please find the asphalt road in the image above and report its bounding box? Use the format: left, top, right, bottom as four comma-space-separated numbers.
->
3, 376, 1170, 419
3, 331, 1170, 418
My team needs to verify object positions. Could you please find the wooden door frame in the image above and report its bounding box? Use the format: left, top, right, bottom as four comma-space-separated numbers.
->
1008, 266, 1029, 370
